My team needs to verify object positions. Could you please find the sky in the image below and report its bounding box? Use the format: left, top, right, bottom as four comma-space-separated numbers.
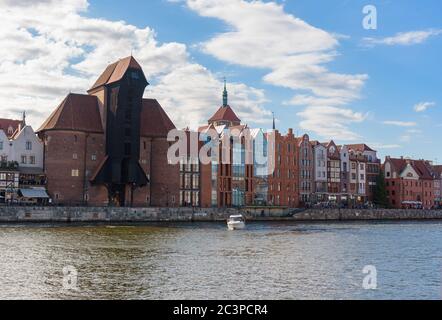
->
0, 0, 441, 162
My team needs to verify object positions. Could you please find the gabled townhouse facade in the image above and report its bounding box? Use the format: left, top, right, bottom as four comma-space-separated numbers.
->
347, 144, 380, 201
431, 165, 442, 208
0, 116, 46, 203
268, 128, 299, 207
384, 157, 435, 209
312, 141, 327, 202
323, 141, 341, 202
348, 151, 367, 203
298, 134, 314, 205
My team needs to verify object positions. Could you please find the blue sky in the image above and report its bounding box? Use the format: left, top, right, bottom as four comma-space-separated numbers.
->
1, 0, 441, 162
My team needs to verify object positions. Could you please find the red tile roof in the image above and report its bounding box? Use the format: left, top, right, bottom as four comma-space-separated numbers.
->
88, 56, 145, 92
140, 99, 176, 137
0, 119, 22, 138
38, 95, 175, 138
432, 165, 442, 178
37, 93, 103, 133
346, 144, 376, 152
208, 105, 241, 123
388, 158, 434, 180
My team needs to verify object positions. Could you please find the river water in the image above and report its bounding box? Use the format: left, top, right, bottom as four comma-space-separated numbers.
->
0, 221, 441, 300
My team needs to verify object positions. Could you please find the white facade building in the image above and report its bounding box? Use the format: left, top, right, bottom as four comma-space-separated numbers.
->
313, 143, 327, 197
0, 124, 43, 169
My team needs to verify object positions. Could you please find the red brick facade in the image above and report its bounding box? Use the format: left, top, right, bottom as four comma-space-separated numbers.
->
268, 129, 299, 207
384, 157, 436, 209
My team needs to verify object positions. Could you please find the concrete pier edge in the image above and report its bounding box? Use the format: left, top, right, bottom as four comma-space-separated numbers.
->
0, 206, 442, 223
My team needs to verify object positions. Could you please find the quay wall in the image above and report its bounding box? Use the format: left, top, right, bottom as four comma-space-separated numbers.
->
0, 206, 441, 223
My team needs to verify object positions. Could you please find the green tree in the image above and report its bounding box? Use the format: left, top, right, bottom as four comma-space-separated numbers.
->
373, 171, 389, 208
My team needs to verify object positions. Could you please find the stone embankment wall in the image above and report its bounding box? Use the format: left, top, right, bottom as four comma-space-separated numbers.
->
0, 206, 441, 223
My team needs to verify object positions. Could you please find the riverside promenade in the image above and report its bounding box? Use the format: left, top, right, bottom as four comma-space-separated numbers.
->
0, 206, 441, 223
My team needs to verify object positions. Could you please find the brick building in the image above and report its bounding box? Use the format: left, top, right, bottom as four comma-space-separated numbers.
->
384, 157, 435, 209
323, 141, 341, 202
37, 56, 179, 207
268, 128, 299, 207
298, 134, 314, 205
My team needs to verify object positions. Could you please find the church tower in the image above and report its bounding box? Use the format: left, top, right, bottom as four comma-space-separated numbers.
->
208, 79, 241, 127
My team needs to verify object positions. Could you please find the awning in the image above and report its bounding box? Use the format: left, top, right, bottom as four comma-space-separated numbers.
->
402, 201, 422, 205
19, 188, 50, 199
19, 167, 45, 175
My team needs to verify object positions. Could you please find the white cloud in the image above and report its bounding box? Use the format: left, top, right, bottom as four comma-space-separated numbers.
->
363, 29, 442, 46
149, 63, 270, 129
0, 0, 271, 130
177, 0, 368, 140
383, 121, 417, 127
369, 143, 402, 150
297, 106, 367, 141
414, 101, 436, 112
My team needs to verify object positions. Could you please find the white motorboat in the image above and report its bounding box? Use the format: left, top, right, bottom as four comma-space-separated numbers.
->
227, 215, 246, 230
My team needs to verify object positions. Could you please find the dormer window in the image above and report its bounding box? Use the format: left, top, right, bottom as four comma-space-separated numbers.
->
7, 126, 13, 135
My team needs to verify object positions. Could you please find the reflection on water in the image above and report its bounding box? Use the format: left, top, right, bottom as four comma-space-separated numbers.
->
0, 221, 441, 300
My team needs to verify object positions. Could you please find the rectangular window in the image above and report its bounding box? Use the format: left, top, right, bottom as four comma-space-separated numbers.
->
30, 156, 36, 165
185, 174, 192, 189
192, 174, 199, 189
26, 141, 32, 150
71, 169, 80, 177
73, 153, 78, 160
21, 155, 27, 164
0, 141, 3, 150
91, 154, 97, 161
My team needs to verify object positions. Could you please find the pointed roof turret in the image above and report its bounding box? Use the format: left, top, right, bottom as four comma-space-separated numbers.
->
222, 77, 228, 107
88, 56, 148, 93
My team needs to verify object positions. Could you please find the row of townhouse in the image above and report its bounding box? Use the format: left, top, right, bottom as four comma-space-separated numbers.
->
4, 56, 441, 209
179, 80, 382, 208
269, 135, 381, 207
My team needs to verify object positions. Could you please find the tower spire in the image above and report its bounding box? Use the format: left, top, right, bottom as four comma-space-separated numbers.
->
222, 77, 228, 107
22, 110, 26, 126
272, 112, 276, 130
